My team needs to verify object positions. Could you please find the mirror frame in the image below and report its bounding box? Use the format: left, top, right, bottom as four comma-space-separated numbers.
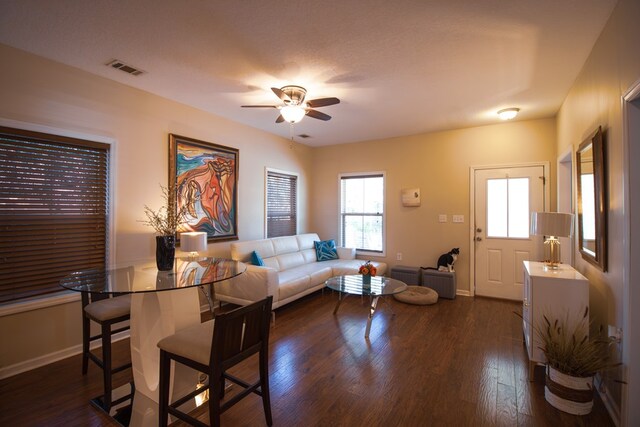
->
576, 126, 607, 271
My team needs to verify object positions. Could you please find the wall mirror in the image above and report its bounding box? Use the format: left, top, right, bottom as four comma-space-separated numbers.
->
576, 126, 607, 271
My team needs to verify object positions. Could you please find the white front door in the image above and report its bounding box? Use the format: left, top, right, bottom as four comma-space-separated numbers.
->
474, 166, 545, 300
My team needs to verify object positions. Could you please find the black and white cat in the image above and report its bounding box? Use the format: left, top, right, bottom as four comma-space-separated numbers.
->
421, 248, 459, 272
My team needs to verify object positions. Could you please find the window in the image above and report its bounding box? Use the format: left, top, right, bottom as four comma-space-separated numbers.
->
266, 169, 297, 238
340, 173, 385, 253
0, 127, 110, 304
486, 177, 530, 238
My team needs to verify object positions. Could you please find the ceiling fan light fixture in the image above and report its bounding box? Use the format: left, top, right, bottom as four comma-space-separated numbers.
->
497, 108, 520, 120
281, 105, 306, 123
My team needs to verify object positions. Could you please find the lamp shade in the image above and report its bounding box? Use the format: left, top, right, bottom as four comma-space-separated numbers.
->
180, 232, 207, 253
280, 105, 306, 123
530, 212, 574, 237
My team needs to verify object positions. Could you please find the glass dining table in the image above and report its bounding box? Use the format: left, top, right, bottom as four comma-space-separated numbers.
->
60, 257, 246, 425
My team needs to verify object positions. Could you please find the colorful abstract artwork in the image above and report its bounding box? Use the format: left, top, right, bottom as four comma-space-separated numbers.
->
169, 134, 239, 242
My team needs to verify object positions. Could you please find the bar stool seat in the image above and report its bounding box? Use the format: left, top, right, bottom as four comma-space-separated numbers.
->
157, 320, 215, 365
84, 294, 131, 321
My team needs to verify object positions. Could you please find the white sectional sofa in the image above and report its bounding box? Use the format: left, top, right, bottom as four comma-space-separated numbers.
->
216, 233, 387, 309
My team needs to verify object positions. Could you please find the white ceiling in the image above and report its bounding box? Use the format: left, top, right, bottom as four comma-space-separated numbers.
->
0, 0, 617, 146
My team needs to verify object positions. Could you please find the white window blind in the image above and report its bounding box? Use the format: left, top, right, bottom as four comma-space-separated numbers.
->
266, 170, 297, 238
340, 174, 384, 253
0, 126, 110, 303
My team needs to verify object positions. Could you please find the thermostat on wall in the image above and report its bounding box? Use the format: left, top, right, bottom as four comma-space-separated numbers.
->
401, 188, 421, 207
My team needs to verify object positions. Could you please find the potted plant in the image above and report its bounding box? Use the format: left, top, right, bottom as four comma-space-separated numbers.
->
534, 307, 615, 415
141, 184, 188, 271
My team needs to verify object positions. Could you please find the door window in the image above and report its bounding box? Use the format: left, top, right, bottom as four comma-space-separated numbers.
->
486, 177, 530, 238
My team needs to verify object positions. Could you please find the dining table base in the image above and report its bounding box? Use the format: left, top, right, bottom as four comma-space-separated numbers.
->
130, 287, 202, 403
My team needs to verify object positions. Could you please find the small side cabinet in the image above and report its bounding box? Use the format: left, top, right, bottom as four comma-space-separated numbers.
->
522, 261, 589, 380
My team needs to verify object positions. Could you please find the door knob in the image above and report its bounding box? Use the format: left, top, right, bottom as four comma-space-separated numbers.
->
476, 228, 482, 232
476, 237, 482, 241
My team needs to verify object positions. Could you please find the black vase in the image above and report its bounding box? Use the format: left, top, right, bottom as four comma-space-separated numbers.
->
156, 235, 176, 271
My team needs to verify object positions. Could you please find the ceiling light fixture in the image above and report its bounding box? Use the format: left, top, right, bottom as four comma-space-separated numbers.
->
280, 105, 306, 123
497, 108, 520, 120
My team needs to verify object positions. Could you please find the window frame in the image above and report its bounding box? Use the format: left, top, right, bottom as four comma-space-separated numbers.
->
264, 168, 298, 238
339, 171, 386, 257
0, 122, 115, 313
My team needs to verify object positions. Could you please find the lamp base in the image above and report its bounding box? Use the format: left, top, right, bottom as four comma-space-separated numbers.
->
543, 237, 562, 269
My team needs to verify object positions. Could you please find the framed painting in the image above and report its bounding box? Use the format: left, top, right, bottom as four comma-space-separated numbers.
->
169, 134, 239, 242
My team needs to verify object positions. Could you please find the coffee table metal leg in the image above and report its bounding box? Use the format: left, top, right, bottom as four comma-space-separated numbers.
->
364, 296, 379, 338
333, 292, 348, 314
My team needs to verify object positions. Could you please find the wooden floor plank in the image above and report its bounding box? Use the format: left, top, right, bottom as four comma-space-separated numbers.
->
0, 291, 614, 426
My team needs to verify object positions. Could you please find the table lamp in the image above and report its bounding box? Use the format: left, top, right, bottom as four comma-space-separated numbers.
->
180, 232, 207, 259
530, 212, 574, 269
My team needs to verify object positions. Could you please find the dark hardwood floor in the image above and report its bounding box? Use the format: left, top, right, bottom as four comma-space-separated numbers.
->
0, 291, 614, 426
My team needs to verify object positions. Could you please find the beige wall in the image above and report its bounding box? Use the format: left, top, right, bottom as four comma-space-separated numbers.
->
556, 0, 640, 422
0, 44, 313, 370
310, 118, 557, 295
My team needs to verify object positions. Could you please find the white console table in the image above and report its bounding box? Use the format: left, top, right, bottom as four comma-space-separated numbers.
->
522, 261, 589, 380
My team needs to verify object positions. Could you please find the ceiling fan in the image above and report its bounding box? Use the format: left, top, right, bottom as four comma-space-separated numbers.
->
242, 85, 340, 124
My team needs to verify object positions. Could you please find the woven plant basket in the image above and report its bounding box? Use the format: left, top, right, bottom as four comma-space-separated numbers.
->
544, 366, 594, 415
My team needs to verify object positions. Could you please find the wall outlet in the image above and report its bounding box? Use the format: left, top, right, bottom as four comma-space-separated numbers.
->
453, 215, 464, 223
396, 252, 402, 261
438, 214, 447, 223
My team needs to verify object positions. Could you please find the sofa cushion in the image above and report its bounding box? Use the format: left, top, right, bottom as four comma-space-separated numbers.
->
286, 263, 333, 285
276, 251, 307, 271
296, 233, 321, 250
250, 250, 264, 266
336, 247, 356, 260
271, 235, 300, 256
278, 271, 311, 301
231, 239, 275, 262
324, 259, 388, 276
300, 248, 317, 263
314, 239, 338, 261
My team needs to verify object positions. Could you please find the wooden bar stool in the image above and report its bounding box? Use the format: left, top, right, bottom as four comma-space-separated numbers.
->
158, 296, 273, 427
81, 292, 132, 411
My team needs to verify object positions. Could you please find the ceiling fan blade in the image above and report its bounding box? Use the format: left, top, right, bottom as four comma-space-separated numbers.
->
275, 114, 285, 123
241, 105, 278, 108
306, 97, 340, 108
271, 87, 290, 102
306, 109, 332, 121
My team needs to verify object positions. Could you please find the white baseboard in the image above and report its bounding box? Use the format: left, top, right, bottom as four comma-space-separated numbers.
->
595, 375, 621, 426
0, 330, 130, 380
456, 289, 472, 297
2, 303, 214, 381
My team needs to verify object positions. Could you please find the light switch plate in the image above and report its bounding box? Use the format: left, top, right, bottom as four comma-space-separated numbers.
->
453, 215, 464, 223
439, 214, 447, 223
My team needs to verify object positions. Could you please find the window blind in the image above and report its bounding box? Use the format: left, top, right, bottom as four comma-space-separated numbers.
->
340, 174, 384, 252
266, 171, 297, 238
0, 127, 109, 303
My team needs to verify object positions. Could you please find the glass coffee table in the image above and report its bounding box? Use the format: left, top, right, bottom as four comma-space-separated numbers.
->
325, 275, 407, 338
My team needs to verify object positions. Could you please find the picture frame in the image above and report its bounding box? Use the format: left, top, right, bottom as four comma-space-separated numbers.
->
169, 134, 239, 242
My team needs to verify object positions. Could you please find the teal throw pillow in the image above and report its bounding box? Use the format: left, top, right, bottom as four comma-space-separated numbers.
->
314, 239, 338, 262
250, 250, 264, 266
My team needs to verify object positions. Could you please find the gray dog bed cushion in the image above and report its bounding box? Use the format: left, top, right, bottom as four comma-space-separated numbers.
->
394, 286, 438, 305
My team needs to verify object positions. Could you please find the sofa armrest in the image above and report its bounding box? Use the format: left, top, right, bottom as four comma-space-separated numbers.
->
215, 265, 279, 305
337, 247, 356, 260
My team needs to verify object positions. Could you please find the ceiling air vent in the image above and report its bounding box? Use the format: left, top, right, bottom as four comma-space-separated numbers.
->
106, 59, 145, 76
297, 134, 311, 139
